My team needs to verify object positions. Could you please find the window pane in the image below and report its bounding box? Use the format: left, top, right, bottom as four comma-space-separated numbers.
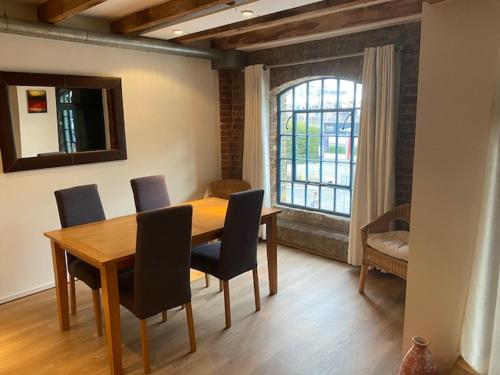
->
295, 159, 306, 181
339, 79, 355, 108
296, 113, 307, 135
280, 182, 292, 204
323, 79, 338, 109
294, 83, 307, 110
280, 136, 292, 158
308, 112, 321, 136
308, 80, 322, 110
280, 159, 292, 181
355, 83, 362, 108
337, 137, 351, 161
293, 182, 305, 206
308, 137, 321, 161
335, 189, 351, 215
337, 163, 350, 186
306, 184, 320, 209
320, 186, 334, 211
322, 162, 335, 184
280, 89, 293, 111
338, 111, 352, 136
280, 112, 293, 135
308, 160, 320, 182
353, 137, 358, 162
352, 163, 357, 180
296, 136, 307, 160
323, 112, 336, 135
322, 137, 336, 162
354, 109, 361, 136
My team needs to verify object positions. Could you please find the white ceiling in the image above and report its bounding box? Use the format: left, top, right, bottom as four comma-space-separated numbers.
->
14, 0, 322, 40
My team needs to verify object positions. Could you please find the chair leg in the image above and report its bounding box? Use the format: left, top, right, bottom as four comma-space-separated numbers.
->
359, 264, 369, 294
139, 319, 150, 374
223, 280, 231, 328
161, 311, 167, 322
252, 268, 261, 312
205, 273, 210, 288
219, 279, 223, 292
69, 276, 77, 315
185, 302, 197, 353
91, 289, 103, 337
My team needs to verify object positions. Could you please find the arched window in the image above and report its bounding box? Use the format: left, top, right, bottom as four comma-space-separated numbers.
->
277, 78, 361, 216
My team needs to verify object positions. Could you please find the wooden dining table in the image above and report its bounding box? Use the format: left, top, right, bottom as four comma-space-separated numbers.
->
44, 197, 281, 375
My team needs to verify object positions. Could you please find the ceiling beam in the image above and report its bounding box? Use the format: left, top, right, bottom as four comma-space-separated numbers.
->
37, 0, 106, 23
175, 0, 383, 44
111, 0, 235, 35
212, 0, 422, 50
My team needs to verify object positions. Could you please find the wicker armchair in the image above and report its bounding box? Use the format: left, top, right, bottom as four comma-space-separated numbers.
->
358, 203, 411, 294
208, 179, 251, 199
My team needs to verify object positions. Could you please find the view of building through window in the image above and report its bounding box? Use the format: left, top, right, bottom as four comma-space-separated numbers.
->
277, 78, 361, 216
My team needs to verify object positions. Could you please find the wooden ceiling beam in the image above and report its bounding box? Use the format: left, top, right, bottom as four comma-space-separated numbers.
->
111, 0, 235, 35
37, 0, 106, 23
212, 0, 422, 50
175, 0, 383, 44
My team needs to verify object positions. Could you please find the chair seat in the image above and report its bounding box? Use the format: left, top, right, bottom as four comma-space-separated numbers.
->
68, 259, 101, 290
191, 242, 222, 278
367, 230, 410, 261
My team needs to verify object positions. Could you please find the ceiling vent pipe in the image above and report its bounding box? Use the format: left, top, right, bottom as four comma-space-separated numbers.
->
0, 17, 226, 61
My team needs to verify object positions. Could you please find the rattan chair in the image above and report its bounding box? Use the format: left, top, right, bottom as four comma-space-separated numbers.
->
208, 179, 251, 200
358, 203, 411, 294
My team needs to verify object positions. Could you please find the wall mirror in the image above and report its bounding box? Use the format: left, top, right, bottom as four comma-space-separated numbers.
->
0, 71, 127, 172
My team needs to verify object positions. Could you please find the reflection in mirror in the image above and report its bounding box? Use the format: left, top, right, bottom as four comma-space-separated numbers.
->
8, 86, 112, 158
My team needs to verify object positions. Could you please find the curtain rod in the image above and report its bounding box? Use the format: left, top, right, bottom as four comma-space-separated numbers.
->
264, 45, 404, 70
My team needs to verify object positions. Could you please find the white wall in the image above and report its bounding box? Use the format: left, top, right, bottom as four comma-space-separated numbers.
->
0, 33, 220, 302
404, 0, 500, 370
16, 86, 59, 157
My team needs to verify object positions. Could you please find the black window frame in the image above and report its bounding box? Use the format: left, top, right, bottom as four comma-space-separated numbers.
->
277, 77, 361, 217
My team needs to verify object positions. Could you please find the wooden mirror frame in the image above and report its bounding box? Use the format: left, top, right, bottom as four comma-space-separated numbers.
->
0, 71, 127, 173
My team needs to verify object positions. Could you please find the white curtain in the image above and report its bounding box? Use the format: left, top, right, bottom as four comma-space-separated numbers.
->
348, 44, 399, 266
242, 64, 271, 235
460, 53, 500, 375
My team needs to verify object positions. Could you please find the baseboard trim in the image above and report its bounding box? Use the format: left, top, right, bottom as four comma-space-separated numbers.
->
0, 282, 55, 305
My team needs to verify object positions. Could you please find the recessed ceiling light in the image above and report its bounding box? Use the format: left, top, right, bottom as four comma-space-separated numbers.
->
241, 10, 254, 17
173, 29, 184, 35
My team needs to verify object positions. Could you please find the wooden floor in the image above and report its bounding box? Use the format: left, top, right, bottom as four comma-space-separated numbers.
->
0, 245, 406, 375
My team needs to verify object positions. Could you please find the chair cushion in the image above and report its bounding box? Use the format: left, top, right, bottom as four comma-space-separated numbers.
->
367, 231, 410, 261
191, 242, 222, 279
68, 259, 101, 290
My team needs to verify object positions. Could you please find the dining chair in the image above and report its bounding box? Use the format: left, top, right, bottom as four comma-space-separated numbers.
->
130, 175, 171, 213
131, 174, 211, 290
54, 184, 106, 336
191, 189, 264, 328
118, 205, 196, 374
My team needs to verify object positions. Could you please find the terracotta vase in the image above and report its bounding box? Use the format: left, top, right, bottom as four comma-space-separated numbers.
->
400, 336, 439, 375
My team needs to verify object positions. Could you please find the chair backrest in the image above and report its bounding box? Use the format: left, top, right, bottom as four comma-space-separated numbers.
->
209, 179, 251, 200
130, 175, 170, 213
220, 189, 264, 280
134, 205, 193, 318
54, 184, 106, 228
54, 184, 106, 264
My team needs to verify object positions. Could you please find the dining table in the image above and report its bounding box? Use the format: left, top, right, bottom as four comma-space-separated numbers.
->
44, 197, 281, 375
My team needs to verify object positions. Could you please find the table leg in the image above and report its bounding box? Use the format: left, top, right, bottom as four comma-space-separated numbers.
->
266, 214, 278, 295
100, 262, 123, 375
51, 241, 70, 331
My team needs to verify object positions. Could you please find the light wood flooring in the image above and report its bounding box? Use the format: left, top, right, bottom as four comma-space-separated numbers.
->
0, 245, 406, 375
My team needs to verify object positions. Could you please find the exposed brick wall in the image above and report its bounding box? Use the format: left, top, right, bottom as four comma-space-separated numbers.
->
218, 22, 420, 205
219, 70, 245, 179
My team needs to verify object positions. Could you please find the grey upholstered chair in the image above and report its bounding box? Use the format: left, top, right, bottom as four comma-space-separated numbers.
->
54, 184, 106, 336
118, 205, 196, 374
191, 189, 264, 328
130, 175, 171, 213
131, 174, 211, 289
